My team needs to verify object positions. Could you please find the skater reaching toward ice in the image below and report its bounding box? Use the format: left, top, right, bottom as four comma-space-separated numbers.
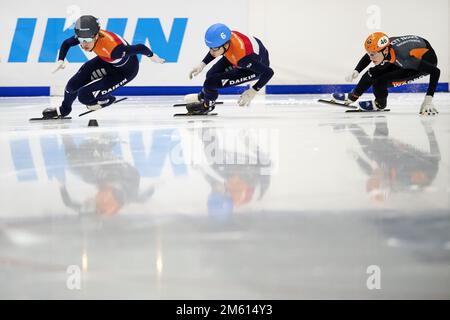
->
194, 127, 272, 221
59, 134, 155, 216
332, 32, 440, 115
42, 15, 165, 119
345, 119, 441, 202
185, 23, 274, 114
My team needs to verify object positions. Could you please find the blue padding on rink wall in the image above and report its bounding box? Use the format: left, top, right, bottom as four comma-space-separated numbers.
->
0, 87, 50, 96
266, 83, 449, 94
0, 83, 448, 96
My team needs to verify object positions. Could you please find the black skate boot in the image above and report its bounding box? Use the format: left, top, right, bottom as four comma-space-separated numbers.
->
186, 101, 215, 115
30, 106, 71, 121
42, 107, 59, 119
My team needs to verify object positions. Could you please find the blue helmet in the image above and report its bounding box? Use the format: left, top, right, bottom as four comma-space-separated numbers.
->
207, 192, 233, 222
204, 23, 231, 48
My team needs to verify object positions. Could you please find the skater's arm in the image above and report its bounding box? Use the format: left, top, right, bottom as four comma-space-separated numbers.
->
355, 54, 371, 73
202, 52, 215, 65
111, 43, 154, 59
355, 157, 373, 176
59, 185, 82, 211
417, 60, 440, 96
238, 55, 274, 91
58, 36, 80, 61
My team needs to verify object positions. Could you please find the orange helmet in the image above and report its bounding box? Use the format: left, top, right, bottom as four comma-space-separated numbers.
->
364, 32, 390, 52
95, 185, 123, 216
225, 175, 255, 207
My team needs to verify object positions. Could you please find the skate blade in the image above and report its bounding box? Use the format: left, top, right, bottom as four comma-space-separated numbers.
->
345, 109, 390, 113
317, 99, 358, 109
78, 97, 128, 117
173, 113, 218, 117
29, 116, 72, 121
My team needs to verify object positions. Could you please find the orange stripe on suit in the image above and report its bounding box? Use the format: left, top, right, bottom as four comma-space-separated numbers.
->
93, 30, 124, 63
224, 31, 254, 66
409, 48, 429, 60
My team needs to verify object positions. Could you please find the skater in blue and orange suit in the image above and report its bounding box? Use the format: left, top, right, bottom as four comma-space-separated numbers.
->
42, 15, 165, 118
185, 23, 274, 114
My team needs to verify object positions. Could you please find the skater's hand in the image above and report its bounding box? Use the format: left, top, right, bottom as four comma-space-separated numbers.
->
189, 62, 206, 79
52, 60, 66, 74
238, 88, 258, 107
345, 70, 359, 82
149, 54, 165, 64
419, 95, 438, 116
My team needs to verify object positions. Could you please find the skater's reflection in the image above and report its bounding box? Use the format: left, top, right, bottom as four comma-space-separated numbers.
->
195, 127, 272, 220
346, 118, 441, 201
60, 134, 154, 216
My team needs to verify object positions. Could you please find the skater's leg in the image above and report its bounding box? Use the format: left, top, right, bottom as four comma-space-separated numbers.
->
77, 58, 139, 107
184, 57, 233, 104
373, 69, 424, 108
59, 57, 109, 116
203, 66, 258, 104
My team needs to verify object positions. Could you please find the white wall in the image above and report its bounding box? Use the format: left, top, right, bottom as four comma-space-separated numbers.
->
0, 0, 448, 92
260, 0, 449, 85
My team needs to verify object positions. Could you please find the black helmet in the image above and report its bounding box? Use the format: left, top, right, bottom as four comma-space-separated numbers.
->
75, 15, 100, 38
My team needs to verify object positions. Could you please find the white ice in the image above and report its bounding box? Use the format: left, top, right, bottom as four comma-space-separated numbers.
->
0, 93, 449, 299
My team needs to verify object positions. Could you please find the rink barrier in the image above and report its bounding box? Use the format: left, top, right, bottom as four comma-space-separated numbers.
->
266, 83, 449, 94
0, 83, 448, 96
0, 87, 50, 96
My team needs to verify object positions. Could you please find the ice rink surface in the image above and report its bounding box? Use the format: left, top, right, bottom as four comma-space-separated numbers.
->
0, 92, 449, 299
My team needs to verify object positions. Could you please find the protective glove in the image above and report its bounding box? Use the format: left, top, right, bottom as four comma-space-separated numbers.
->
189, 62, 206, 79
149, 53, 165, 64
419, 95, 438, 115
238, 87, 258, 107
52, 60, 66, 74
345, 70, 359, 82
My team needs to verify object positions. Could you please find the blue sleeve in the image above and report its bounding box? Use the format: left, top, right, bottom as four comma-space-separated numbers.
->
58, 36, 80, 61
111, 44, 154, 60
202, 52, 215, 65
237, 54, 274, 91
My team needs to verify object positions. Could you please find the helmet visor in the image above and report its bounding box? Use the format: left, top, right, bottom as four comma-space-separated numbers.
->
78, 37, 95, 43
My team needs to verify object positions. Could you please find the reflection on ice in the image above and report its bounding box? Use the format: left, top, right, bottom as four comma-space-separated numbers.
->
341, 118, 441, 202
0, 93, 449, 299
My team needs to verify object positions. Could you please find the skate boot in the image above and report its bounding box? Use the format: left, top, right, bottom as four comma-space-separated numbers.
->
358, 100, 384, 111
186, 101, 215, 115
87, 96, 116, 111
98, 95, 116, 107
184, 92, 203, 104
332, 92, 358, 105
42, 107, 59, 119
